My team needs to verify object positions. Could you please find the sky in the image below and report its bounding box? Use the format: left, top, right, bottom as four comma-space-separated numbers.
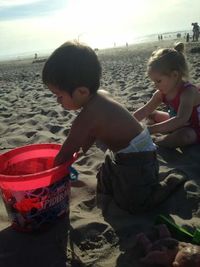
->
0, 0, 200, 60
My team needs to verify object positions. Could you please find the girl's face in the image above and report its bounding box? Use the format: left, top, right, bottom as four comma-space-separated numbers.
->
149, 70, 179, 95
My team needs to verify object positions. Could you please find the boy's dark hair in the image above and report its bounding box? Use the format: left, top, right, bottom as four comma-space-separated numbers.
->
42, 41, 102, 94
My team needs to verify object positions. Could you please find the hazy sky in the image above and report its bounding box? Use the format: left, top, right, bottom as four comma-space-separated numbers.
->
0, 0, 200, 59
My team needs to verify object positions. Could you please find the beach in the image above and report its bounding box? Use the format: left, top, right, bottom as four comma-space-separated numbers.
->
0, 39, 200, 267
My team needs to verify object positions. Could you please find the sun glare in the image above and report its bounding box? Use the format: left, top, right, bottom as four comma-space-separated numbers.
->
56, 0, 149, 48
0, 0, 41, 8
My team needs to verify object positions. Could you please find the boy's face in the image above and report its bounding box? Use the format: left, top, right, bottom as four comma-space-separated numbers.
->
149, 70, 179, 95
48, 85, 78, 110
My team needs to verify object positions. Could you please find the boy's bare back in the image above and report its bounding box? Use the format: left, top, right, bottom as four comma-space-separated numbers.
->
70, 91, 143, 153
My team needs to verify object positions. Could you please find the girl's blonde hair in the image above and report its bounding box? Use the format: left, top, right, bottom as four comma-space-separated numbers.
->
147, 42, 189, 79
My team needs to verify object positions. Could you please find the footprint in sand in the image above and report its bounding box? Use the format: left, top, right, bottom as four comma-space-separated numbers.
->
78, 197, 96, 211
71, 222, 118, 253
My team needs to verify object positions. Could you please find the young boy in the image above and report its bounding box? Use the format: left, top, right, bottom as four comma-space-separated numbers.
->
42, 41, 185, 213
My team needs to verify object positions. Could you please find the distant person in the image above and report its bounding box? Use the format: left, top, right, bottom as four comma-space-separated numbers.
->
134, 42, 200, 148
42, 41, 184, 214
186, 33, 190, 42
192, 22, 200, 41
34, 53, 38, 60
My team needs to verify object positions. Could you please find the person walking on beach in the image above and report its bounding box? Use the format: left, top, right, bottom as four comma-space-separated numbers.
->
186, 33, 190, 42
134, 42, 200, 148
192, 22, 200, 42
42, 41, 184, 214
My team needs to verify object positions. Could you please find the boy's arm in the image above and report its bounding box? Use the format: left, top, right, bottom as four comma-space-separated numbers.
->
148, 88, 195, 134
54, 117, 95, 166
133, 90, 162, 121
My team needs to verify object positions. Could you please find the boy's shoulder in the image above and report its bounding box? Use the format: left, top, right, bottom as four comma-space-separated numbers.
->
74, 90, 127, 126
85, 90, 119, 111
98, 89, 112, 97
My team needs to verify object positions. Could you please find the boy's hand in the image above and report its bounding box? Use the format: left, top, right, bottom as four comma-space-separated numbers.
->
53, 152, 66, 167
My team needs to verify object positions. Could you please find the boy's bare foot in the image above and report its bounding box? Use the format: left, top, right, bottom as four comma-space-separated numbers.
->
148, 172, 187, 208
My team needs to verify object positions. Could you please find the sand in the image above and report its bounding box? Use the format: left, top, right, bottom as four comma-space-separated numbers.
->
0, 39, 200, 267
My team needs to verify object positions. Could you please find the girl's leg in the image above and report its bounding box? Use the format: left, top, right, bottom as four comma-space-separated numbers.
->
155, 127, 198, 148
147, 110, 170, 125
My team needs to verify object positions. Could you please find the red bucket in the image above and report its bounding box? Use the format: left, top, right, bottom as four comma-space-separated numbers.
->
0, 143, 77, 231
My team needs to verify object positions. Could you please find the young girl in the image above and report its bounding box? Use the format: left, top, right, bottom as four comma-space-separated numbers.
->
134, 42, 200, 148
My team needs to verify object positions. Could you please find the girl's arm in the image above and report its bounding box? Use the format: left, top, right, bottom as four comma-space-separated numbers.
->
133, 90, 162, 121
148, 88, 195, 134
